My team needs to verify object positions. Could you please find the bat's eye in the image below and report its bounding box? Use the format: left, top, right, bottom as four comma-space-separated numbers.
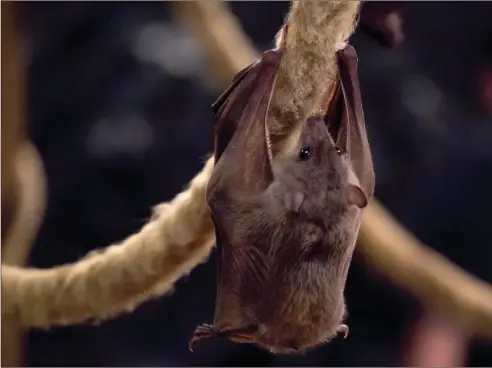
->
335, 147, 342, 155
298, 147, 312, 161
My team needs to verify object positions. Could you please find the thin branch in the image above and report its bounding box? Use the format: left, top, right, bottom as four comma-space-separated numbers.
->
174, 0, 361, 153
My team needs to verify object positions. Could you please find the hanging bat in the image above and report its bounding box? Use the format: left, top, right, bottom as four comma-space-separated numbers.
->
189, 31, 375, 355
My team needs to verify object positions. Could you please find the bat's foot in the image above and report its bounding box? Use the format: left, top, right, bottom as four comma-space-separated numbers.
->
222, 324, 259, 344
227, 333, 255, 344
189, 324, 216, 352
268, 345, 302, 355
286, 343, 302, 354
337, 324, 349, 339
189, 324, 258, 351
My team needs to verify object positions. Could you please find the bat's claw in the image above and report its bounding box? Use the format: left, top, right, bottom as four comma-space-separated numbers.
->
189, 324, 215, 352
227, 333, 255, 344
337, 324, 349, 339
223, 324, 259, 345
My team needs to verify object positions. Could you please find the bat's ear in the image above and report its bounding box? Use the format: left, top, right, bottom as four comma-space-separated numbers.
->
347, 185, 368, 209
284, 191, 305, 213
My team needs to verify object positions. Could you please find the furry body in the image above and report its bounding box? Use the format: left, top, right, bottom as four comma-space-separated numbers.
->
191, 116, 367, 354
190, 33, 374, 355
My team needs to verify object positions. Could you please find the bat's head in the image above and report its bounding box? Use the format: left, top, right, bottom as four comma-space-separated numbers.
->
274, 115, 367, 215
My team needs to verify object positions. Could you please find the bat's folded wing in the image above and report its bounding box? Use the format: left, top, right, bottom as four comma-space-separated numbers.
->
331, 45, 375, 200
207, 49, 284, 204
204, 47, 286, 331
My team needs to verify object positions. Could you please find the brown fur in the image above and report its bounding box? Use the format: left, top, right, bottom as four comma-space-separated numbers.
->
189, 26, 374, 352
190, 114, 368, 356
226, 116, 364, 354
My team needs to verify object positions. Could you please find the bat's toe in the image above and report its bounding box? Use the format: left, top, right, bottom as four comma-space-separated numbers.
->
189, 324, 215, 352
337, 324, 349, 339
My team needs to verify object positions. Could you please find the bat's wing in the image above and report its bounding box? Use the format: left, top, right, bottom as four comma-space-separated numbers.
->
209, 48, 283, 292
328, 44, 375, 199
202, 34, 286, 332
212, 61, 256, 117
210, 62, 256, 163
210, 24, 288, 167
207, 48, 283, 203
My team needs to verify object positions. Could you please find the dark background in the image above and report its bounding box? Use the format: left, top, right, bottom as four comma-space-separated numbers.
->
20, 1, 492, 366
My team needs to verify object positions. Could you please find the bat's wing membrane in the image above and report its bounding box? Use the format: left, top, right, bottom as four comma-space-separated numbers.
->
207, 49, 283, 203
206, 49, 284, 328
210, 62, 257, 163
212, 62, 256, 118
333, 45, 375, 199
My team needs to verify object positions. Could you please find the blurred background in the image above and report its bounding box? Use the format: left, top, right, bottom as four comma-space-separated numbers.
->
4, 1, 492, 366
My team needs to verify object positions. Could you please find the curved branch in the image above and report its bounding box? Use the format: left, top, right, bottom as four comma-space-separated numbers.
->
174, 0, 361, 153
1, 142, 47, 367
2, 158, 216, 327
2, 142, 47, 267
270, 0, 361, 145
358, 200, 492, 338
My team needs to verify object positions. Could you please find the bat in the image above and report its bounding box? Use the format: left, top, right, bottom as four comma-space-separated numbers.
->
189, 29, 375, 354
